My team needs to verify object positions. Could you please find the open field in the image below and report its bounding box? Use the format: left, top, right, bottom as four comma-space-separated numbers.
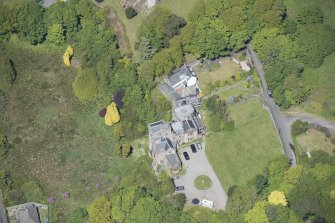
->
157, 0, 199, 20
205, 97, 282, 190
197, 58, 241, 95
296, 129, 335, 155
0, 38, 125, 218
300, 52, 335, 119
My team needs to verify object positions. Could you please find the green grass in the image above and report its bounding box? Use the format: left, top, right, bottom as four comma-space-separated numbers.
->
103, 0, 144, 52
197, 58, 241, 94
194, 175, 212, 190
296, 129, 335, 155
205, 97, 282, 190
158, 0, 200, 20
0, 38, 125, 218
300, 52, 335, 119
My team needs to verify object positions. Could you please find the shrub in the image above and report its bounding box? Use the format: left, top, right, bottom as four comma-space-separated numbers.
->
125, 7, 137, 19
291, 120, 309, 136
95, 0, 104, 2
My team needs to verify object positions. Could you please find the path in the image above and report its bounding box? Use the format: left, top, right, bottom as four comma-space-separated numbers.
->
40, 0, 57, 7
284, 113, 335, 135
247, 43, 297, 166
107, 10, 131, 56
174, 142, 228, 210
0, 192, 8, 223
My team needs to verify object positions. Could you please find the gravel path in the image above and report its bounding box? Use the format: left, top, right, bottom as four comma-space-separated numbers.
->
41, 0, 58, 8
174, 142, 228, 210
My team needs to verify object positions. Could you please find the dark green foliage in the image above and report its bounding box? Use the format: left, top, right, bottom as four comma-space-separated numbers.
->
265, 205, 289, 223
297, 24, 335, 68
204, 95, 233, 132
0, 56, 16, 92
165, 15, 186, 38
252, 174, 268, 194
0, 131, 8, 158
137, 8, 185, 51
297, 5, 323, 25
72, 68, 98, 101
291, 120, 309, 136
0, 171, 24, 206
125, 7, 137, 19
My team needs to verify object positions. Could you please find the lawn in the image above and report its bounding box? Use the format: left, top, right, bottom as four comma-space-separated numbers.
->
158, 0, 199, 21
0, 37, 126, 218
197, 58, 241, 95
300, 52, 335, 119
205, 97, 282, 190
296, 129, 335, 155
194, 175, 212, 190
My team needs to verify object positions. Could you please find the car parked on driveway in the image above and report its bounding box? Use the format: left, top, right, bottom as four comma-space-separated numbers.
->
190, 144, 197, 153
183, 151, 190, 160
196, 143, 202, 150
175, 186, 185, 191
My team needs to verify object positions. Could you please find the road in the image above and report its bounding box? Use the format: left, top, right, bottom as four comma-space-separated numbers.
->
174, 143, 228, 210
247, 43, 297, 166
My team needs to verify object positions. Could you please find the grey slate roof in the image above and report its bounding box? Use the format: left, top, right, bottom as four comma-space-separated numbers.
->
166, 65, 192, 87
174, 104, 195, 121
171, 121, 183, 135
148, 120, 164, 133
17, 204, 40, 223
165, 153, 181, 167
183, 119, 196, 131
160, 83, 181, 101
154, 138, 174, 154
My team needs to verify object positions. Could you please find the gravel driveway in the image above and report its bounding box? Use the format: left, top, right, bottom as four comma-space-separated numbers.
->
174, 142, 228, 210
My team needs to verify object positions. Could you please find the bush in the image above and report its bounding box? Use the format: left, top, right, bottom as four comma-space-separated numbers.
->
291, 120, 309, 136
95, 0, 104, 2
0, 132, 8, 158
125, 7, 137, 19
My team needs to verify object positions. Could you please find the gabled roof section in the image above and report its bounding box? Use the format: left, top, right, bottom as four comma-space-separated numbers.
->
148, 120, 164, 134
165, 153, 181, 167
166, 65, 192, 87
17, 204, 40, 223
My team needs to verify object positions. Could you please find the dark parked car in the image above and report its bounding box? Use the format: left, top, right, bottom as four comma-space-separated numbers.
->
196, 143, 202, 150
190, 144, 197, 153
175, 186, 185, 191
183, 151, 190, 160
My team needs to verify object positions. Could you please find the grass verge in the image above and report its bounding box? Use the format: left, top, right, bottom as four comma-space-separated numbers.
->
205, 97, 282, 190
194, 175, 212, 190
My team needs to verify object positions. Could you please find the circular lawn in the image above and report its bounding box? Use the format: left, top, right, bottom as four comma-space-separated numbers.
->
194, 175, 212, 190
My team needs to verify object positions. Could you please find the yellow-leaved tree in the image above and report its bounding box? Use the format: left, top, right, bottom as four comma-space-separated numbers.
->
63, 45, 73, 66
268, 190, 287, 206
105, 102, 120, 126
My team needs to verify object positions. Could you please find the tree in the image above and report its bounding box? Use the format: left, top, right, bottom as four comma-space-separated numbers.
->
284, 165, 305, 184
105, 102, 120, 126
245, 201, 269, 223
291, 120, 309, 136
0, 131, 8, 158
265, 205, 289, 223
0, 57, 16, 92
297, 5, 323, 25
165, 15, 186, 38
121, 143, 131, 158
87, 196, 112, 223
63, 45, 73, 66
297, 24, 335, 68
268, 190, 287, 206
125, 7, 137, 19
72, 68, 97, 101
47, 23, 65, 44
